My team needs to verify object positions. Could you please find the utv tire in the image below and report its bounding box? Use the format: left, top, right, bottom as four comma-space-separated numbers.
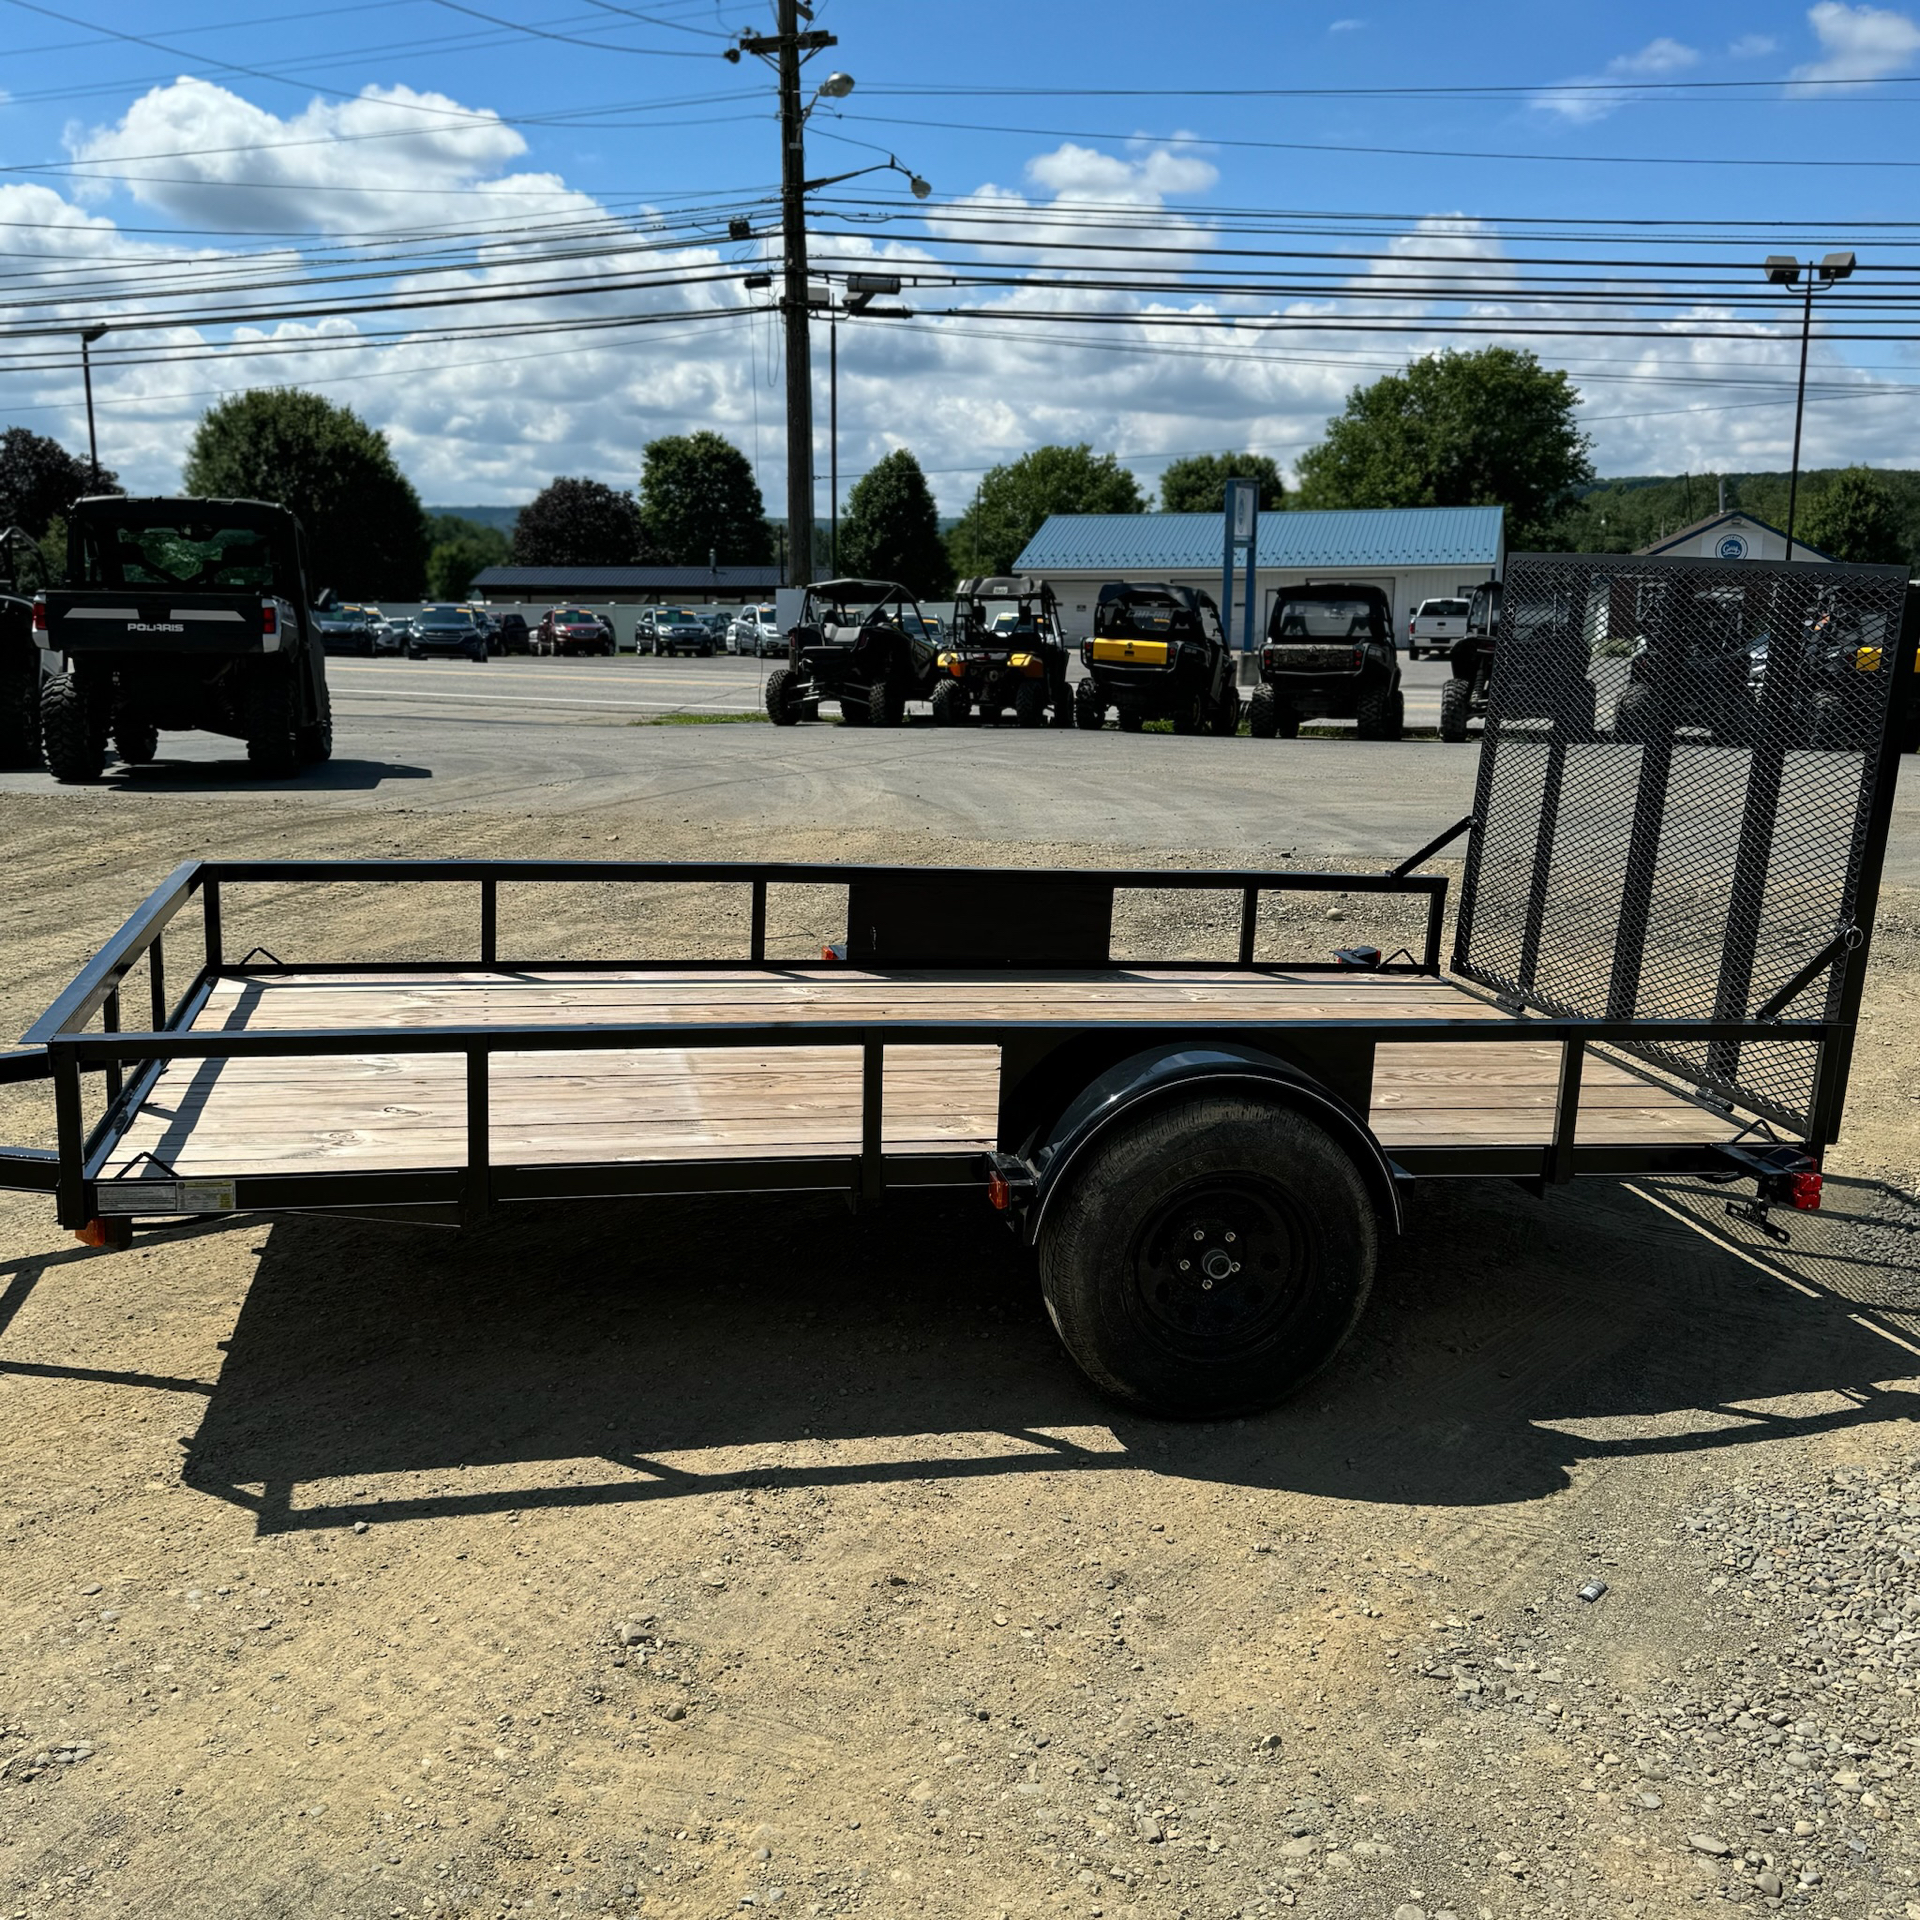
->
1037, 1093, 1378, 1419
1209, 687, 1242, 738
0, 666, 42, 769
1074, 680, 1106, 731
1050, 680, 1075, 728
1439, 677, 1471, 743
40, 672, 103, 784
930, 678, 968, 726
1385, 688, 1405, 742
870, 667, 908, 727
243, 672, 300, 776
112, 717, 159, 766
1014, 678, 1050, 729
1118, 709, 1145, 734
1170, 690, 1208, 737
1613, 681, 1658, 745
1248, 683, 1278, 740
764, 667, 802, 725
839, 692, 869, 726
296, 682, 333, 765
1355, 685, 1393, 741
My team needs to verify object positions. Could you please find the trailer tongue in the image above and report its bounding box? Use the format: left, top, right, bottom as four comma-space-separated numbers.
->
2, 553, 1912, 1417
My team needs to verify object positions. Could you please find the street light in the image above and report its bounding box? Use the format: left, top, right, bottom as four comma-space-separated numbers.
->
79, 324, 107, 490
1761, 250, 1856, 563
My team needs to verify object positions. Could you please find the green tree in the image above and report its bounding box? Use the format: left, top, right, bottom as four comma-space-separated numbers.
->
425, 512, 511, 600
1158, 452, 1286, 514
947, 444, 1146, 578
836, 449, 951, 596
1799, 466, 1904, 564
511, 477, 642, 568
182, 389, 427, 598
636, 431, 773, 567
1294, 347, 1593, 549
0, 427, 116, 538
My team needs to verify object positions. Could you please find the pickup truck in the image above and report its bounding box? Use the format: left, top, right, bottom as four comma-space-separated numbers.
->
34, 494, 332, 781
1407, 596, 1471, 660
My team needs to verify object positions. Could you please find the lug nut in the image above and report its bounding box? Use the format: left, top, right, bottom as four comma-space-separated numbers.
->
1224, 1231, 1236, 1243
1178, 1259, 1190, 1272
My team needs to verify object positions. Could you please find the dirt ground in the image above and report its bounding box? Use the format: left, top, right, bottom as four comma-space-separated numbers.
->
1, 790, 1917, 1920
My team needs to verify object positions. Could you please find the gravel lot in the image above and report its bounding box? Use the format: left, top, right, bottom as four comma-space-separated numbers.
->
0, 787, 1916, 1920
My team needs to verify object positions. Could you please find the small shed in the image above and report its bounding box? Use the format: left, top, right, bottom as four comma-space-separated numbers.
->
1011, 506, 1505, 641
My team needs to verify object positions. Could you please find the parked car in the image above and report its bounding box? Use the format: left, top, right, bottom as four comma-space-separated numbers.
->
765, 578, 942, 725
315, 608, 377, 657
729, 605, 782, 657
407, 610, 490, 662
382, 615, 417, 654
1249, 582, 1402, 741
637, 607, 716, 657
493, 611, 531, 656
1074, 582, 1240, 735
1407, 596, 1471, 660
537, 607, 612, 657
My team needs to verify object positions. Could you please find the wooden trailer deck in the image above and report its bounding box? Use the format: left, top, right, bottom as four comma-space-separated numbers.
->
100, 966, 1744, 1181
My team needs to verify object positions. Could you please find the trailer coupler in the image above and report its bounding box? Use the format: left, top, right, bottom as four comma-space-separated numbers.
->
1710, 1141, 1822, 1244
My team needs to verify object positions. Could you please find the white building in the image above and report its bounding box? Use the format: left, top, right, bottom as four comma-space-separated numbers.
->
1636, 510, 1832, 564
1010, 505, 1505, 642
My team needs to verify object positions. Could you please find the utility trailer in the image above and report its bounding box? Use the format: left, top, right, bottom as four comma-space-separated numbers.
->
1, 553, 1913, 1418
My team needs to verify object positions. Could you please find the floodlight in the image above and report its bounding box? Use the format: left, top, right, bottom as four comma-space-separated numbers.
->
1762, 256, 1801, 286
1818, 250, 1856, 282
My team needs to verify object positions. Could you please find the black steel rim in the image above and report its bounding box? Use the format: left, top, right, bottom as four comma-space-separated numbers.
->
1125, 1173, 1316, 1360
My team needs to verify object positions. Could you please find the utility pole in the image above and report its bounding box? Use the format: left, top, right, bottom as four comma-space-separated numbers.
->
736, 3, 835, 589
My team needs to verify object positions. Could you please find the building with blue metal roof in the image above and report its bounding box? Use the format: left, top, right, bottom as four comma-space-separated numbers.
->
1011, 505, 1505, 643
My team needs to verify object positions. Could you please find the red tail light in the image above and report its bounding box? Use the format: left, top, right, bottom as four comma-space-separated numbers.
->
1788, 1171, 1822, 1211
261, 601, 278, 636
32, 596, 45, 633
1351, 646, 1364, 670
986, 1169, 1011, 1211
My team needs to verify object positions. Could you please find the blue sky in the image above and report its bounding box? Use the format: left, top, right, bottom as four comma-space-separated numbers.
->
2, 0, 1915, 509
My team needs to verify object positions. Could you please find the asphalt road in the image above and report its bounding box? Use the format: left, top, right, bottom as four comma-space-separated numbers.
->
7, 652, 1920, 878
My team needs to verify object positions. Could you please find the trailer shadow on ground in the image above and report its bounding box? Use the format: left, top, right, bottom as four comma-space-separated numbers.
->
161, 1171, 1920, 1538
29, 755, 437, 794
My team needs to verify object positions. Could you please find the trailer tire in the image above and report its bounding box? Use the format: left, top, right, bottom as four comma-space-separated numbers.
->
40, 671, 103, 783
1439, 677, 1471, 742
112, 716, 159, 765
1248, 683, 1278, 740
930, 678, 968, 726
1209, 686, 1241, 737
1015, 678, 1050, 729
1038, 1092, 1377, 1419
764, 667, 802, 725
1074, 680, 1106, 731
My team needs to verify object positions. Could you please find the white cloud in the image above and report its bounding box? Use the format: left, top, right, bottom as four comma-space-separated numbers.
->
1023, 141, 1218, 204
1791, 1, 1920, 83
1329, 18, 1366, 31
1534, 36, 1700, 121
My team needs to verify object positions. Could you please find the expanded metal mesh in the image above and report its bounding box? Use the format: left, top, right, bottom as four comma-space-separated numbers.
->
1455, 551, 1911, 1131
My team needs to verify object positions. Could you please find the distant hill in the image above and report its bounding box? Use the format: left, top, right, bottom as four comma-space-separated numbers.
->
1562, 468, 1920, 564
426, 505, 521, 536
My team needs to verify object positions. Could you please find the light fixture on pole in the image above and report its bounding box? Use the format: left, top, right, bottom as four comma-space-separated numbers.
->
1761, 250, 1855, 563
79, 324, 107, 490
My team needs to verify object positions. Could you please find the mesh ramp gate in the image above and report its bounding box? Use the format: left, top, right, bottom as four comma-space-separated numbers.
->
1454, 551, 1913, 1138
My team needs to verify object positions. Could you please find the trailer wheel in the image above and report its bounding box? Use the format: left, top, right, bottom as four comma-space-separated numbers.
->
1248, 683, 1278, 740
764, 668, 802, 725
1439, 677, 1471, 743
1015, 678, 1050, 729
40, 672, 102, 783
1209, 686, 1241, 737
1038, 1093, 1377, 1418
1074, 680, 1106, 731
930, 678, 968, 726
112, 716, 159, 765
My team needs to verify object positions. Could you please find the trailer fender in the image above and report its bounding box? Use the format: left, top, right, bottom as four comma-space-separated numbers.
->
1016, 1042, 1401, 1244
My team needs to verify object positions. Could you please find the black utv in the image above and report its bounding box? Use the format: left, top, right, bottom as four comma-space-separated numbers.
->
36, 495, 332, 781
1613, 580, 1764, 748
935, 575, 1073, 727
0, 525, 48, 769
765, 578, 941, 726
1440, 577, 1597, 742
1438, 578, 1499, 743
1249, 582, 1402, 741
1074, 582, 1240, 735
